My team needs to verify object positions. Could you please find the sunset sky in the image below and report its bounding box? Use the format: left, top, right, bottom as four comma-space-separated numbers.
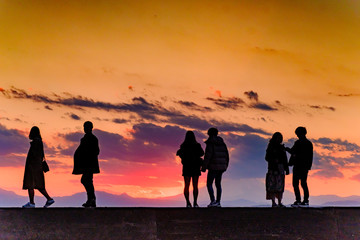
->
1, 0, 360, 205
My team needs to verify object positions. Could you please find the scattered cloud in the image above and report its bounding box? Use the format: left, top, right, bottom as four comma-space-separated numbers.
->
176, 101, 212, 111
66, 113, 81, 120
112, 118, 129, 124
206, 97, 245, 109
309, 105, 336, 111
244, 91, 259, 101
44, 105, 53, 111
250, 103, 277, 111
329, 92, 360, 97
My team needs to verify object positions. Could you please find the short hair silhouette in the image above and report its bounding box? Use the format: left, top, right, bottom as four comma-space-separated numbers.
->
84, 121, 93, 133
207, 128, 218, 136
29, 126, 42, 140
295, 127, 307, 137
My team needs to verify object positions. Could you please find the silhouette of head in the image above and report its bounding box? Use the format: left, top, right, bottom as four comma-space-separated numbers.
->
207, 127, 218, 137
295, 127, 307, 139
270, 132, 283, 144
84, 121, 93, 134
29, 126, 42, 140
183, 131, 196, 144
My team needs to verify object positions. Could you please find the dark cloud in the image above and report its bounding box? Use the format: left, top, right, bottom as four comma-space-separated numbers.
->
176, 101, 212, 111
168, 114, 269, 135
250, 103, 277, 111
206, 97, 245, 109
244, 91, 259, 101
1, 87, 178, 120
112, 118, 128, 124
66, 113, 81, 120
253, 46, 280, 54
309, 105, 336, 111
225, 133, 269, 179
0, 124, 28, 157
44, 105, 53, 111
313, 138, 360, 152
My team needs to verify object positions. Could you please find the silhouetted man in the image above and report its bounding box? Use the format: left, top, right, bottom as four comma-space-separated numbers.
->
286, 127, 313, 207
73, 121, 100, 208
202, 128, 229, 207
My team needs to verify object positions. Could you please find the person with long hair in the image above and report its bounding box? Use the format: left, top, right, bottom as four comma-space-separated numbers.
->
265, 132, 289, 207
22, 126, 54, 208
176, 131, 204, 208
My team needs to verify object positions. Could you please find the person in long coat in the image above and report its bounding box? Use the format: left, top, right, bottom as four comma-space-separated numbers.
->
265, 132, 289, 207
22, 126, 54, 208
176, 131, 204, 208
73, 121, 100, 208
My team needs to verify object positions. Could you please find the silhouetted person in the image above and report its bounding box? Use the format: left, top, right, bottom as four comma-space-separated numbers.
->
73, 121, 100, 208
202, 128, 229, 207
176, 131, 204, 208
265, 132, 289, 208
286, 127, 313, 207
22, 126, 54, 208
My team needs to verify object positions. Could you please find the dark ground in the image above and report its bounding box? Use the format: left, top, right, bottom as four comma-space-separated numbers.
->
0, 207, 359, 240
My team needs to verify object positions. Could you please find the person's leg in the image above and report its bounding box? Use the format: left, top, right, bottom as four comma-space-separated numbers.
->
81, 173, 95, 202
207, 171, 216, 202
28, 189, 35, 204
183, 176, 191, 206
38, 188, 52, 201
292, 170, 301, 202
300, 170, 309, 202
214, 171, 223, 203
192, 176, 199, 206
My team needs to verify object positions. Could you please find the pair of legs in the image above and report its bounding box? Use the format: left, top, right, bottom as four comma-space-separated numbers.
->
81, 172, 96, 203
184, 176, 199, 207
293, 169, 309, 203
269, 193, 283, 206
28, 188, 52, 204
207, 170, 224, 203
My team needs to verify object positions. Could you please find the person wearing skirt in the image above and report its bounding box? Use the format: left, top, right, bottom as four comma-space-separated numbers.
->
265, 132, 289, 207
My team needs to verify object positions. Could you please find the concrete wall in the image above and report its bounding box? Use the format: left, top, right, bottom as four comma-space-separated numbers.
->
0, 208, 359, 239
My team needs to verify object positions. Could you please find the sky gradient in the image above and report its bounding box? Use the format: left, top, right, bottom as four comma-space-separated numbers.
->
1, 0, 360, 205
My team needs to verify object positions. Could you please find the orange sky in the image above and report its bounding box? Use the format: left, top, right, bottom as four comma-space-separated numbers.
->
0, 0, 360, 203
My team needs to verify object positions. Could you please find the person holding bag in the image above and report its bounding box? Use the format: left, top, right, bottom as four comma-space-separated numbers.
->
22, 126, 54, 208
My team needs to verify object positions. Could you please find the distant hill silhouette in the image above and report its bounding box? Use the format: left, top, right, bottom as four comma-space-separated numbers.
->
0, 188, 359, 207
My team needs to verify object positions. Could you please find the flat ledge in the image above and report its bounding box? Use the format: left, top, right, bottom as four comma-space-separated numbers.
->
0, 207, 359, 239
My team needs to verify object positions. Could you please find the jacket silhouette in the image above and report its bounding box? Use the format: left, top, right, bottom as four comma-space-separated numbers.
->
288, 138, 313, 171
203, 136, 229, 171
73, 132, 100, 174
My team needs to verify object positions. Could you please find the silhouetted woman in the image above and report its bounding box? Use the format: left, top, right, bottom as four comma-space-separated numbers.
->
176, 131, 204, 208
22, 126, 54, 208
265, 132, 289, 208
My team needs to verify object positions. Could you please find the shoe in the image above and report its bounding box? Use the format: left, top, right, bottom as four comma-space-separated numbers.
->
272, 203, 278, 208
208, 201, 221, 208
278, 203, 286, 208
291, 201, 301, 207
83, 199, 96, 208
193, 203, 200, 208
299, 201, 309, 207
186, 203, 192, 208
44, 199, 55, 208
22, 202, 35, 208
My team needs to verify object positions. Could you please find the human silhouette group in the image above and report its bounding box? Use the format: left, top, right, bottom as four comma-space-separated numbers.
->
21, 121, 312, 208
